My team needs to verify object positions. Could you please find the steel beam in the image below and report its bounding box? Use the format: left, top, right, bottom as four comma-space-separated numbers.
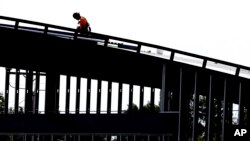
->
192, 72, 198, 141
4, 68, 10, 114
207, 75, 214, 141
65, 75, 70, 114
107, 81, 112, 114
14, 69, 20, 114
75, 77, 81, 114
238, 82, 243, 126
118, 82, 123, 114
129, 84, 133, 112
160, 64, 166, 112
150, 88, 155, 112
25, 70, 34, 114
45, 72, 60, 114
222, 79, 227, 141
86, 78, 91, 114
177, 68, 182, 141
35, 72, 40, 114
139, 86, 144, 111
97, 80, 102, 114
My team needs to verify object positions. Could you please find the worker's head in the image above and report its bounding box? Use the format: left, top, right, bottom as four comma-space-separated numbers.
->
73, 12, 81, 20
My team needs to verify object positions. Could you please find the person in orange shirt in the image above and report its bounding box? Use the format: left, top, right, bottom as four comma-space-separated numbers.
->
73, 12, 91, 33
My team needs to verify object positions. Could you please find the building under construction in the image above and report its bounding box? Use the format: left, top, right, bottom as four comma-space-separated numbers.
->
0, 16, 249, 141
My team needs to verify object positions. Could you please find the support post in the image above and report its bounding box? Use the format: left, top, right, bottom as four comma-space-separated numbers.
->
14, 69, 20, 114
25, 70, 33, 114
75, 77, 81, 114
45, 72, 60, 114
192, 72, 198, 141
160, 64, 166, 112
4, 68, 10, 114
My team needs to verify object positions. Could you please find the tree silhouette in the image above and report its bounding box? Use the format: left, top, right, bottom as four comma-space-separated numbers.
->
124, 102, 160, 114
0, 92, 5, 114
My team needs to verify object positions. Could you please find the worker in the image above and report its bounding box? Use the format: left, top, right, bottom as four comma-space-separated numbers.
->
73, 12, 91, 33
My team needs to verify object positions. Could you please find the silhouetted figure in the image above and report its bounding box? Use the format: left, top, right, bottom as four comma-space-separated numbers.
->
73, 12, 91, 34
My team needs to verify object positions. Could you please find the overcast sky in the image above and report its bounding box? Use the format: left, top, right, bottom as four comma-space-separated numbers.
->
0, 0, 250, 68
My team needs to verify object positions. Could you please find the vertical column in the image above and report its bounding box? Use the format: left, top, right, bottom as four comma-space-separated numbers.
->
204, 77, 210, 140
86, 78, 91, 114
200, 72, 210, 140
14, 69, 20, 114
247, 97, 250, 134
55, 74, 60, 114
192, 72, 198, 141
118, 135, 122, 141
235, 67, 240, 76
78, 135, 81, 141
14, 21, 19, 29
171, 68, 180, 111
4, 68, 10, 114
207, 75, 214, 141
178, 68, 185, 141
167, 91, 171, 111
150, 88, 155, 112
238, 82, 243, 126
65, 75, 70, 114
247, 82, 250, 131
23, 136, 26, 141
106, 135, 109, 141
128, 84, 133, 112
202, 60, 207, 68
45, 72, 60, 114
139, 86, 144, 111
97, 80, 102, 114
215, 96, 222, 141
160, 64, 166, 112
35, 72, 40, 114
64, 135, 67, 141
25, 70, 33, 114
137, 44, 141, 53
44, 26, 48, 35
75, 77, 81, 114
222, 79, 227, 141
178, 67, 189, 141
228, 92, 232, 134
118, 82, 123, 114
170, 52, 175, 61
107, 81, 112, 114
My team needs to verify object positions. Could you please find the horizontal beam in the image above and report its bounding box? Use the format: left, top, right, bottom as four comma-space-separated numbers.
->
0, 114, 178, 134
0, 15, 249, 72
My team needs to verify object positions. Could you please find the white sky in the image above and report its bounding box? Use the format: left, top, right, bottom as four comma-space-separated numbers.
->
0, 0, 250, 67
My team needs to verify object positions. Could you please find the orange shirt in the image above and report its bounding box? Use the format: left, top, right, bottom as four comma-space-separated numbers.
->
78, 16, 88, 29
